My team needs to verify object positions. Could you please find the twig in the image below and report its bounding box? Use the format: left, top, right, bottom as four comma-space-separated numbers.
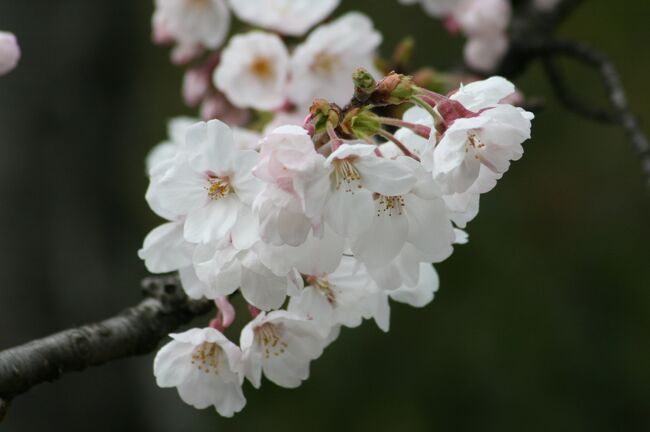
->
537, 40, 650, 189
0, 275, 214, 422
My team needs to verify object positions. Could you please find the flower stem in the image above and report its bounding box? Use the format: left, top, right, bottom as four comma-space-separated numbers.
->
411, 96, 445, 128
376, 116, 432, 139
376, 129, 420, 161
327, 122, 344, 152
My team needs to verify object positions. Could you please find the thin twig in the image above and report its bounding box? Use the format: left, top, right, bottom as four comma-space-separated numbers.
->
537, 40, 650, 189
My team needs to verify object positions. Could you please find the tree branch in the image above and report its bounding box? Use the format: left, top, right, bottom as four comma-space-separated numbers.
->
538, 40, 650, 188
496, 0, 650, 191
0, 275, 214, 422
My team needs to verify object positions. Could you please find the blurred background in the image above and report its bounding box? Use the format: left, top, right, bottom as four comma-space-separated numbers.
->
1, 0, 649, 431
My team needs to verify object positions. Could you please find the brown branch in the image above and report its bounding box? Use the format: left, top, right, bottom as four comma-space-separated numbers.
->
538, 40, 650, 188
0, 275, 214, 422
494, 0, 650, 191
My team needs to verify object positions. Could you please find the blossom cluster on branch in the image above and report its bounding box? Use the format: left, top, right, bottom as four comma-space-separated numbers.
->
139, 0, 535, 419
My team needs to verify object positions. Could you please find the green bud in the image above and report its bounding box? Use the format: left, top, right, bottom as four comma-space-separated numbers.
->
341, 107, 381, 140
352, 68, 377, 102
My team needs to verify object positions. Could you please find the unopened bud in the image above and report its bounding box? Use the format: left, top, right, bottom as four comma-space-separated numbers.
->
371, 72, 417, 106
352, 68, 377, 102
340, 107, 380, 140
308, 99, 341, 135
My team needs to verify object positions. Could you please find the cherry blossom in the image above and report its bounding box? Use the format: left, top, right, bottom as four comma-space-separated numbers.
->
153, 0, 230, 53
154, 328, 246, 417
227, 0, 340, 37
289, 12, 382, 107
153, 120, 261, 244
430, 77, 534, 194
240, 311, 325, 388
214, 32, 290, 111
252, 126, 328, 246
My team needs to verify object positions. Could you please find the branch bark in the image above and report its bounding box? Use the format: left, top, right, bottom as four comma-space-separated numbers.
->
0, 275, 214, 422
496, 0, 650, 191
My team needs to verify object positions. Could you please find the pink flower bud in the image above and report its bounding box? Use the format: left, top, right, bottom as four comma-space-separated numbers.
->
151, 11, 174, 45
170, 43, 203, 66
0, 32, 20, 76
182, 68, 210, 107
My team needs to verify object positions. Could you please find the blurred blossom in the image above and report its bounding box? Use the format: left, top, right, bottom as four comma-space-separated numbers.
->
227, 0, 340, 37
0, 32, 20, 76
463, 34, 509, 72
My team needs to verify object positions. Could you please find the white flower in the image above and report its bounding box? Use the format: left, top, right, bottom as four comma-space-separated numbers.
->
240, 311, 325, 388
453, 0, 511, 37
0, 32, 20, 76
153, 0, 230, 49
139, 221, 193, 273
193, 240, 300, 310
433, 77, 534, 194
463, 34, 509, 72
350, 156, 455, 269
228, 0, 340, 36
289, 12, 382, 107
385, 262, 440, 307
302, 143, 417, 239
214, 32, 289, 111
154, 120, 261, 244
288, 256, 391, 334
145, 117, 201, 221
252, 126, 328, 246
154, 328, 245, 417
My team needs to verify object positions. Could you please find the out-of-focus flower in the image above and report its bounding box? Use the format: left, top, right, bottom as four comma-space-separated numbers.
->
153, 0, 231, 51
214, 32, 290, 111
228, 0, 340, 37
463, 34, 509, 73
0, 32, 20, 76
289, 12, 382, 107
454, 0, 511, 37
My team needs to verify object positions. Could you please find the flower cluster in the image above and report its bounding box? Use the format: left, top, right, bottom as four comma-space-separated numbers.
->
152, 0, 381, 124
140, 71, 534, 416
0, 31, 20, 76
399, 0, 513, 72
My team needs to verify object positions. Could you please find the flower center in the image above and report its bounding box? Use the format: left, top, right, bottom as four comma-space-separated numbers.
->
376, 195, 405, 217
311, 50, 340, 74
255, 323, 288, 359
467, 130, 485, 155
191, 342, 221, 374
306, 276, 336, 306
206, 176, 232, 200
331, 158, 363, 193
249, 56, 274, 80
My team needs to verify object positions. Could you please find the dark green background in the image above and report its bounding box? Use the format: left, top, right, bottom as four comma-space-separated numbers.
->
0, 1, 648, 431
